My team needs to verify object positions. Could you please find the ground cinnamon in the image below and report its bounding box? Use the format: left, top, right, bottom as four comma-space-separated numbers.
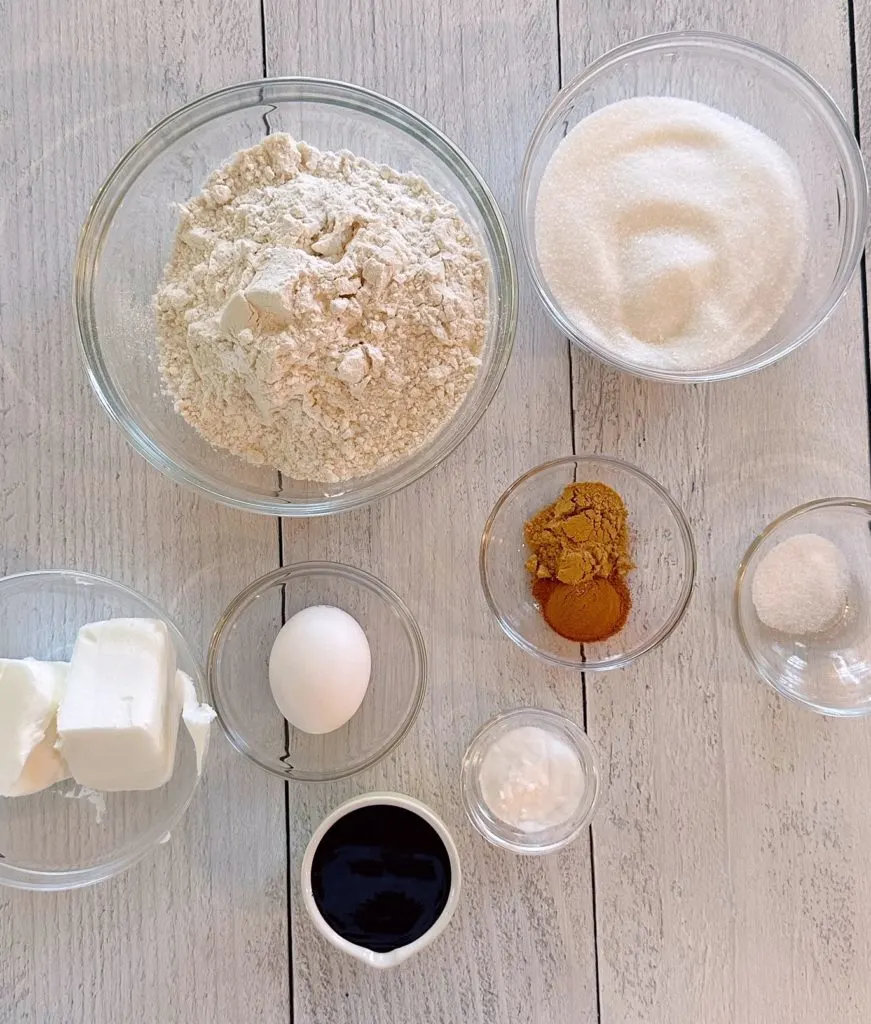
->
525, 481, 633, 643
532, 576, 631, 643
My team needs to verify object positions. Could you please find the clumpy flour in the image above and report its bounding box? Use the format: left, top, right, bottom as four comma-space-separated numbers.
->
155, 134, 489, 482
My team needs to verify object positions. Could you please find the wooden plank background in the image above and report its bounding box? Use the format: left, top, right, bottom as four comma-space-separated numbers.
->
0, 4, 288, 1023
561, 1, 871, 1022
2, 0, 870, 1021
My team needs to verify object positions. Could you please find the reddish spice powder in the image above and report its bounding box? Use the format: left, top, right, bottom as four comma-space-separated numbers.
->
532, 576, 631, 643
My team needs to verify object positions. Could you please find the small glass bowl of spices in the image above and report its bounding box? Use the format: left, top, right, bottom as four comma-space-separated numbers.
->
735, 498, 871, 716
461, 708, 600, 855
480, 456, 695, 670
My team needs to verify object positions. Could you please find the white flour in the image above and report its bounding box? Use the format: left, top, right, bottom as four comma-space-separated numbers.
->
156, 134, 489, 482
535, 97, 809, 371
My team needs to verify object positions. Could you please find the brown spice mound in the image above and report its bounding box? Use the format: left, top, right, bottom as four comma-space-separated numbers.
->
524, 482, 633, 585
533, 576, 631, 643
525, 481, 633, 644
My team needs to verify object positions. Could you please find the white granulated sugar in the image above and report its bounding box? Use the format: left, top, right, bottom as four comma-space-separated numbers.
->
156, 134, 489, 482
535, 97, 809, 371
751, 532, 850, 636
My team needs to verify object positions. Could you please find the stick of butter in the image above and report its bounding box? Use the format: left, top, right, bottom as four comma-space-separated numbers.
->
57, 619, 181, 792
0, 659, 70, 796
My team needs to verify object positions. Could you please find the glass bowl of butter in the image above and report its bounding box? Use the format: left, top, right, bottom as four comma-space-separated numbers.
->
0, 569, 212, 891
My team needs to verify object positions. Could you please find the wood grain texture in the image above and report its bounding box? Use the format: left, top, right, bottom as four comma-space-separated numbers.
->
266, 2, 599, 1022
558, 5, 871, 1023
0, 3, 289, 1023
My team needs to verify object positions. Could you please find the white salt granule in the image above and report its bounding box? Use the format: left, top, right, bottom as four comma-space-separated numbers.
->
535, 97, 809, 371
751, 532, 850, 636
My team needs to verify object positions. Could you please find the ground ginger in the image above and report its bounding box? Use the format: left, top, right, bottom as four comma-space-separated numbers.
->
524, 481, 633, 585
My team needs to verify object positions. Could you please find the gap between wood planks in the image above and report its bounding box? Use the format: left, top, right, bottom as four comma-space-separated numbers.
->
845, 0, 871, 472
257, 5, 295, 1020
555, 0, 604, 1018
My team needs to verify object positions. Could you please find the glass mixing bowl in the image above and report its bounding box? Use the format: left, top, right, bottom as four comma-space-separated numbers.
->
735, 498, 871, 716
0, 570, 206, 891
76, 78, 517, 516
519, 31, 868, 382
207, 562, 426, 781
481, 456, 696, 671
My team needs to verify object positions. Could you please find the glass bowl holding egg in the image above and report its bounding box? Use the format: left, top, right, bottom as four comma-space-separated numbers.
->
207, 562, 426, 781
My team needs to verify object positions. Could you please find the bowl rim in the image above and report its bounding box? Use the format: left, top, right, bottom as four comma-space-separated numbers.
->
518, 29, 869, 383
480, 455, 697, 671
734, 495, 871, 716
0, 568, 207, 891
460, 707, 601, 855
74, 76, 518, 517
206, 560, 428, 781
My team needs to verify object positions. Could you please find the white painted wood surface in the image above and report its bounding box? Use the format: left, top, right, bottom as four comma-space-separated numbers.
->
2, 1, 870, 1022
561, 4, 871, 1023
0, 4, 288, 1024
267, 3, 597, 1023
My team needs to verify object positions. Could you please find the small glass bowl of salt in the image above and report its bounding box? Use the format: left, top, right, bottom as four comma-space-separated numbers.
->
460, 708, 601, 855
735, 498, 871, 716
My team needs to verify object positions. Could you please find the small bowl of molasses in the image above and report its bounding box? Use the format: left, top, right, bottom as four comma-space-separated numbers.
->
301, 792, 461, 968
480, 455, 696, 671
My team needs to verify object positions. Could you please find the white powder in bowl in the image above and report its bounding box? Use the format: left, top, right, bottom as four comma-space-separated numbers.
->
155, 134, 489, 483
534, 97, 809, 371
478, 725, 585, 833
751, 532, 850, 635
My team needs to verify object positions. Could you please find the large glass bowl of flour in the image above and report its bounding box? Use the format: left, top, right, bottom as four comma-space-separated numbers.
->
75, 79, 516, 515
519, 32, 867, 382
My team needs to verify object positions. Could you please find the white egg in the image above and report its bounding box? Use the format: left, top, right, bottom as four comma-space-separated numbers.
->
268, 605, 371, 735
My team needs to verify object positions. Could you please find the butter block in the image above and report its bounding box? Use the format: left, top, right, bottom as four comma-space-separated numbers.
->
9, 719, 69, 796
0, 659, 69, 797
57, 619, 180, 792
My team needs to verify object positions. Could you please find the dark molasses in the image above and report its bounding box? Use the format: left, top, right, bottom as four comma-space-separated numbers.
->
310, 804, 452, 953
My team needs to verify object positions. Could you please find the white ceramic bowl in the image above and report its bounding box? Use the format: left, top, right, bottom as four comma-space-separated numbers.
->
300, 792, 461, 968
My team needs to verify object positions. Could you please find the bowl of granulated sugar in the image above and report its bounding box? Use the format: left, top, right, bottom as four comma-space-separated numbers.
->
75, 79, 516, 516
736, 498, 871, 716
519, 31, 867, 382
